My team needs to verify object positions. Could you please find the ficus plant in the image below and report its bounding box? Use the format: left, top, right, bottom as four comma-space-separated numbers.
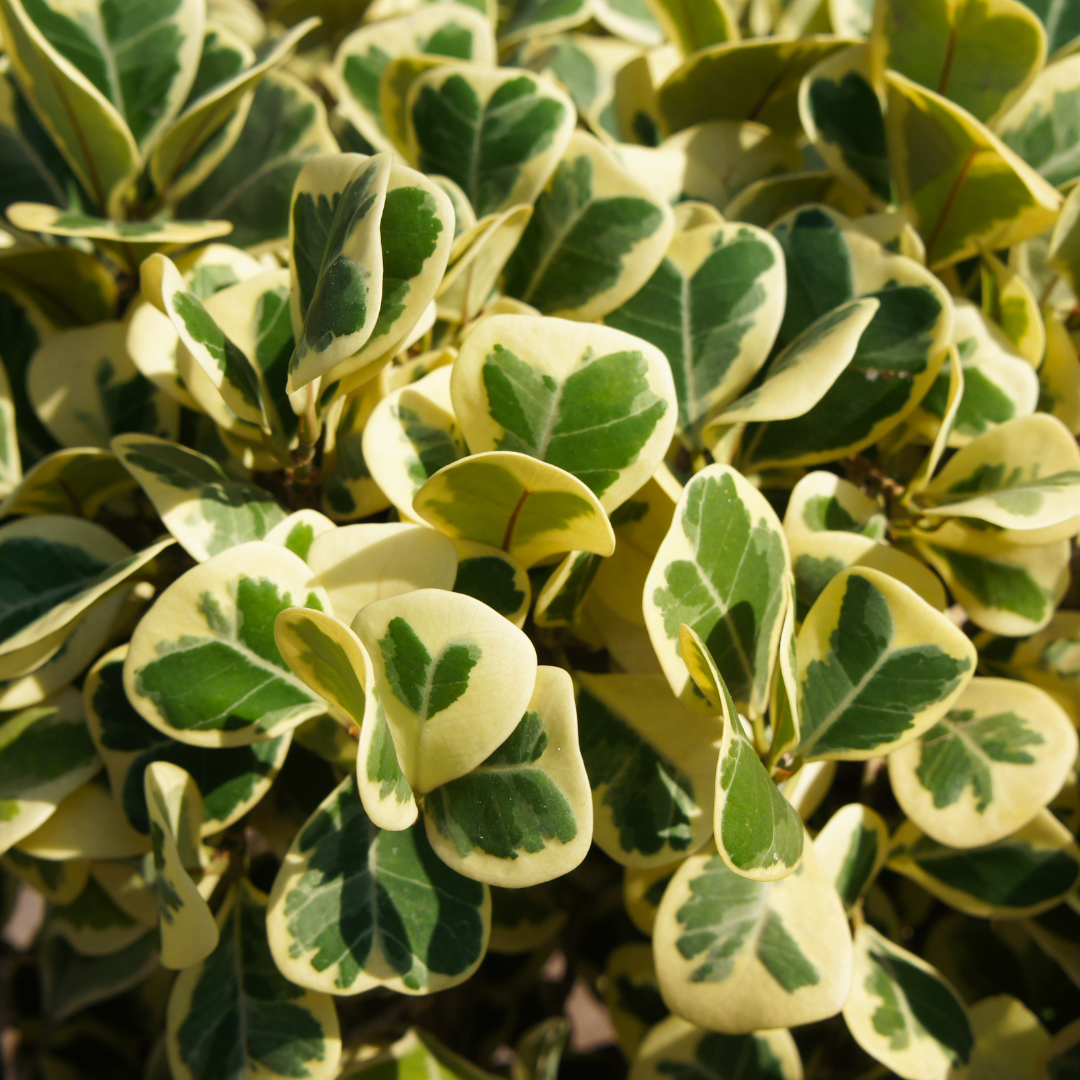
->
5, 0, 1080, 1079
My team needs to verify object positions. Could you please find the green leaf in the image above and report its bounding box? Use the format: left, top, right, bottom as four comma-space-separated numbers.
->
412, 451, 615, 568
0, 0, 139, 215
885, 70, 1062, 268
85, 645, 289, 837
166, 880, 340, 1080
658, 36, 858, 138
424, 666, 592, 886
631, 1015, 803, 1080
112, 434, 285, 563
576, 673, 720, 868
452, 540, 531, 628
872, 0, 1046, 125
796, 568, 976, 760
407, 63, 575, 217
41, 931, 157, 1023
843, 921, 973, 1078
889, 811, 1080, 917
813, 803, 889, 911
653, 838, 853, 1033
330, 4, 496, 153
266, 774, 490, 995
644, 464, 789, 717
452, 314, 676, 512
177, 69, 339, 250
144, 761, 219, 970
534, 550, 602, 628
353, 589, 537, 793
888, 677, 1078, 848
604, 215, 785, 437
502, 129, 674, 320
125, 541, 329, 747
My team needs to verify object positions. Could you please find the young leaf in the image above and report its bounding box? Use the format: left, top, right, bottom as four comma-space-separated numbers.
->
266, 774, 490, 995
0, 0, 140, 216
452, 314, 676, 512
604, 215, 786, 436
653, 837, 853, 1033
0, 691, 100, 856
412, 451, 615, 568
576, 673, 721, 869
796, 568, 976, 761
843, 920, 973, 1079
424, 666, 592, 886
783, 471, 886, 541
166, 880, 341, 1080
888, 677, 1078, 848
273, 605, 417, 831
680, 625, 804, 881
644, 464, 789, 717
125, 541, 330, 747
144, 762, 219, 970
330, 4, 497, 153
406, 63, 576, 217
502, 130, 675, 321
871, 0, 1046, 124
888, 811, 1080, 917
658, 37, 858, 138
813, 803, 890, 911
884, 70, 1062, 268
353, 588, 538, 793
111, 434, 286, 562
306, 523, 457, 625
629, 1015, 802, 1080
85, 645, 289, 837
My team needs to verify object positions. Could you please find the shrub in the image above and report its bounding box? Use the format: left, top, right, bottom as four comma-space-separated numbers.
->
1, 0, 1080, 1076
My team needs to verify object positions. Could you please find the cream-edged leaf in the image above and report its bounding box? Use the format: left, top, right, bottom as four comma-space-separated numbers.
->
111, 434, 286, 562
843, 920, 973, 1080
264, 510, 336, 563
18, 779, 150, 860
502, 130, 675, 321
653, 836, 852, 1033
144, 762, 219, 970
889, 811, 1080, 917
125, 541, 330, 747
605, 215, 786, 438
783, 471, 886, 541
352, 588, 537, 793
644, 464, 789, 717
267, 774, 490, 995
679, 625, 804, 881
1000, 52, 1080, 186
452, 314, 677, 513
888, 677, 1078, 848
85, 645, 289, 838
412, 451, 615, 568
796, 568, 976, 761
814, 803, 889, 911
452, 540, 531, 628
166, 880, 341, 1080
629, 1015, 802, 1080
45, 873, 148, 957
424, 666, 592, 886
406, 63, 576, 218
577, 673, 720, 869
